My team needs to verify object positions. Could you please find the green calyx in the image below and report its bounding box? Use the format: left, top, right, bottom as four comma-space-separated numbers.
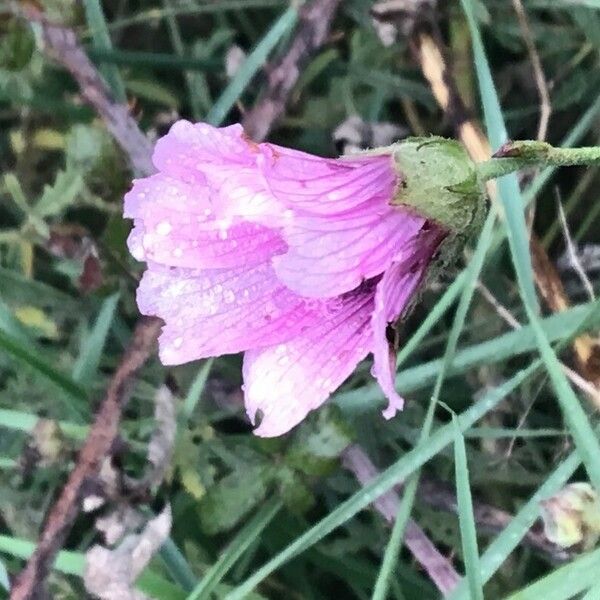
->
390, 137, 487, 238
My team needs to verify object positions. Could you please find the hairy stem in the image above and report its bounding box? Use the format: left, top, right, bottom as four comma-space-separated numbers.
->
477, 141, 600, 181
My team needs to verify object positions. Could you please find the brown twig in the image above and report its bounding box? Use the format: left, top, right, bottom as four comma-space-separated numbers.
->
6, 5, 161, 599
9, 1, 339, 595
343, 445, 568, 584
16, 3, 154, 178
241, 0, 341, 142
10, 317, 162, 600
343, 445, 461, 597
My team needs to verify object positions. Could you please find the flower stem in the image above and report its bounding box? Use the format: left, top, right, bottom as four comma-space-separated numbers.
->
476, 140, 600, 181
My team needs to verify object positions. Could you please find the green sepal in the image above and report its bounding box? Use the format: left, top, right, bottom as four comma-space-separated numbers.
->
390, 136, 486, 237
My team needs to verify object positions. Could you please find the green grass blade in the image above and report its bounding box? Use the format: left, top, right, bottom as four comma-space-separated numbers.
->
188, 497, 281, 600
528, 315, 600, 490
448, 449, 581, 599
82, 0, 127, 102
462, 0, 600, 490
371, 208, 496, 600
0, 329, 87, 420
460, 0, 507, 149
226, 360, 541, 600
337, 297, 600, 412
0, 558, 8, 591
505, 547, 600, 600
72, 293, 119, 385
161, 0, 206, 119
371, 475, 417, 600
453, 417, 484, 600
581, 581, 600, 600
159, 536, 198, 592
206, 6, 298, 126
182, 359, 214, 421
0, 534, 186, 599
0, 408, 88, 440
461, 0, 539, 311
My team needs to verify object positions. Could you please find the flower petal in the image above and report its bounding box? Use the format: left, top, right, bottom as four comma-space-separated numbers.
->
273, 204, 427, 298
242, 288, 374, 437
262, 148, 397, 215
152, 120, 283, 221
371, 228, 446, 418
125, 173, 286, 269
137, 262, 329, 365
152, 120, 254, 179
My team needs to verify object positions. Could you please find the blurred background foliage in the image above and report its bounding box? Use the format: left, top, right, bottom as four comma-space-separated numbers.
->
1, 0, 600, 598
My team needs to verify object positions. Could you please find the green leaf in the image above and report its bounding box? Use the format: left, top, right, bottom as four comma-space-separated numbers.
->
199, 464, 273, 535
0, 328, 88, 421
453, 417, 484, 600
188, 498, 281, 600
206, 6, 299, 126
182, 359, 214, 421
82, 0, 127, 102
227, 360, 541, 599
72, 293, 119, 385
125, 78, 181, 108
34, 168, 84, 219
286, 408, 353, 476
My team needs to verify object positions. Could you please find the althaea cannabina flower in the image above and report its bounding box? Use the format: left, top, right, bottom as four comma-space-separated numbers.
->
125, 121, 485, 437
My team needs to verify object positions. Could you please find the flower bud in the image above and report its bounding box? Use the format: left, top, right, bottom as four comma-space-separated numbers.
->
391, 137, 487, 238
540, 482, 600, 550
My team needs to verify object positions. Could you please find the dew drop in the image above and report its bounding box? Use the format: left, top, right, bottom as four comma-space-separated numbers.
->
130, 244, 145, 260
156, 221, 172, 236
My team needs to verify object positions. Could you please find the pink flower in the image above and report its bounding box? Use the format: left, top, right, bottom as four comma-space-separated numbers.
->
124, 121, 448, 437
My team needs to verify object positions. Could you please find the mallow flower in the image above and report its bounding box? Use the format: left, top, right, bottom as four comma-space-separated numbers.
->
124, 121, 486, 437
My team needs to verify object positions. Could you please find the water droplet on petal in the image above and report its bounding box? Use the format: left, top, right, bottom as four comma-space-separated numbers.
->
156, 221, 172, 236
130, 244, 145, 260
